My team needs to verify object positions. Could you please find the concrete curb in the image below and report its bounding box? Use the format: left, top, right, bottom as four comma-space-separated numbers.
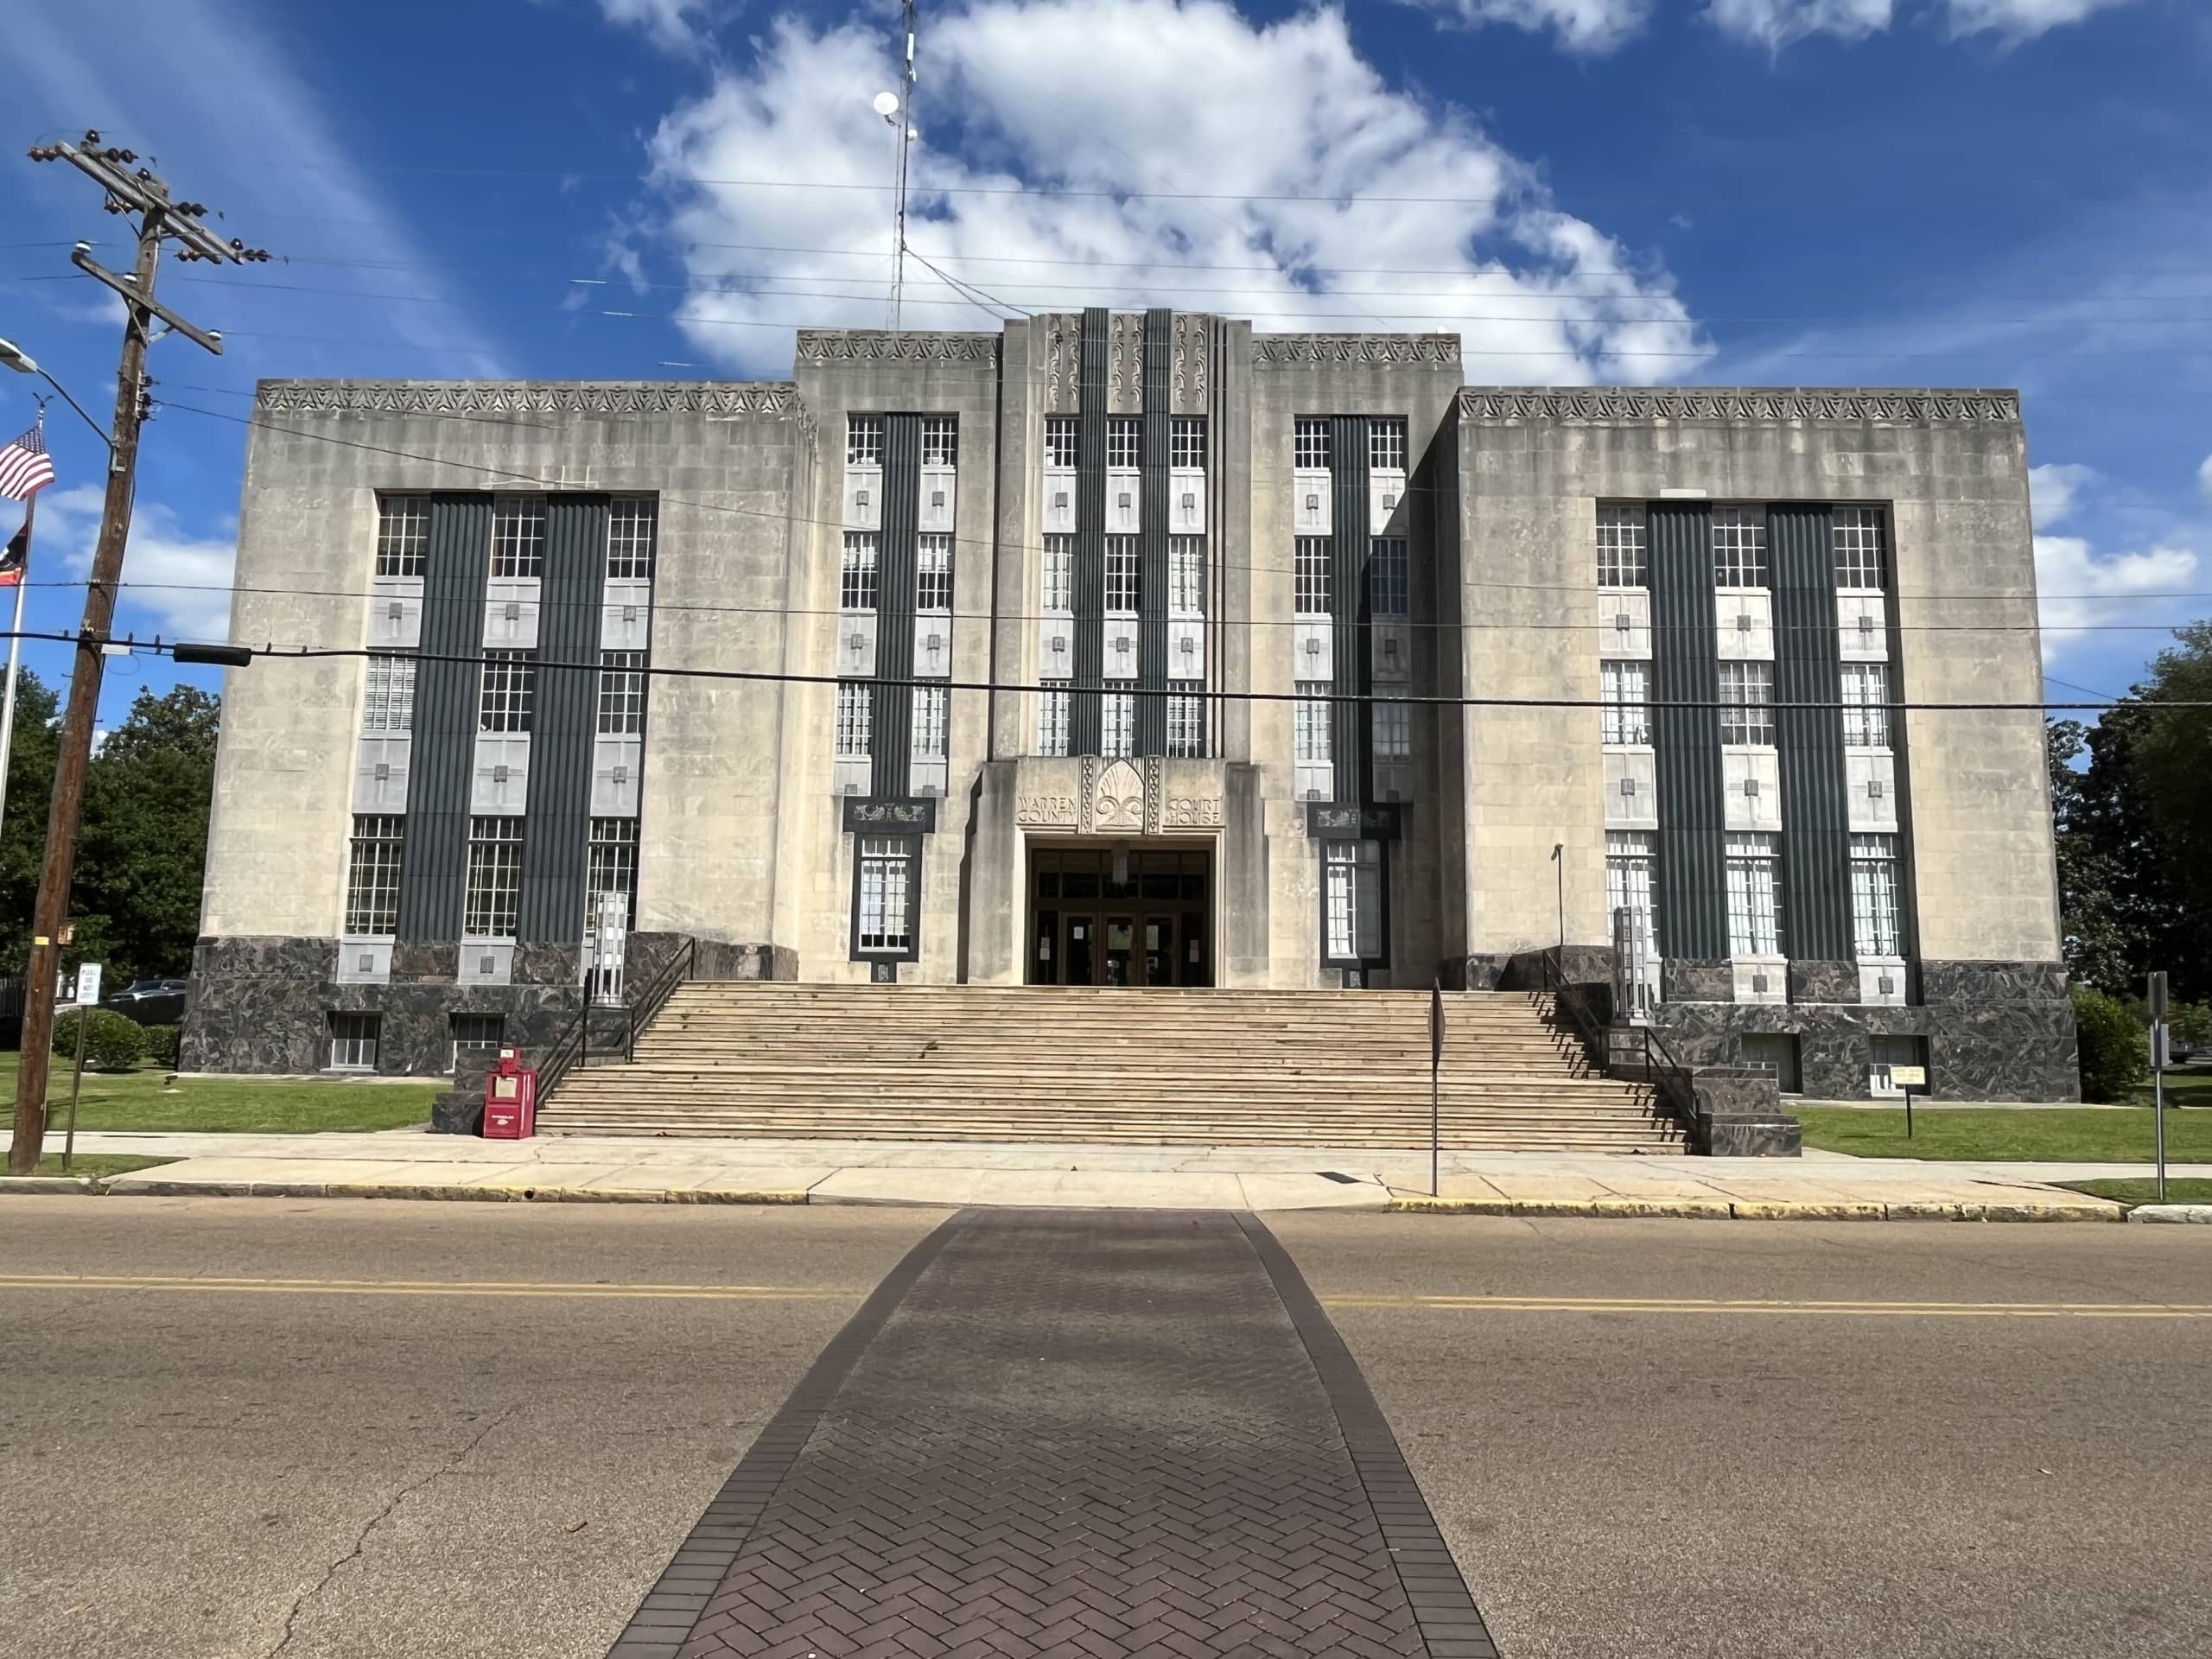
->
2126, 1204, 2212, 1224
102, 1177, 814, 1205
0, 1175, 98, 1196
1389, 1194, 2126, 1222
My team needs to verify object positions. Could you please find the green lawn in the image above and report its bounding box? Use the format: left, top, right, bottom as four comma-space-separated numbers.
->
25, 1154, 175, 1179
0, 1062, 439, 1135
1797, 1105, 2212, 1162
2126, 1070, 2212, 1109
2060, 1178, 2212, 1206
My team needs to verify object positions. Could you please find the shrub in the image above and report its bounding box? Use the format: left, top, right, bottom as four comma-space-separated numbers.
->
2168, 1000, 2212, 1048
52, 1007, 149, 1072
2072, 987, 2149, 1103
141, 1023, 182, 1068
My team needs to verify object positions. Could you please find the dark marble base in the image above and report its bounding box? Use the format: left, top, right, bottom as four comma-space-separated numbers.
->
430, 1091, 483, 1135
1789, 958, 1859, 1005
1689, 1067, 1802, 1158
1662, 957, 1732, 1002
180, 937, 340, 1074
1702, 1116, 1803, 1157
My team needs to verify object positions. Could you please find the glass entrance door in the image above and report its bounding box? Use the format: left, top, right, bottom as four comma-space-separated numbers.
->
1065, 914, 1096, 986
1029, 849, 1212, 987
1142, 915, 1175, 986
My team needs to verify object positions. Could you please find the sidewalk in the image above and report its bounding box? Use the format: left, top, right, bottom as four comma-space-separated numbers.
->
10, 1128, 2207, 1217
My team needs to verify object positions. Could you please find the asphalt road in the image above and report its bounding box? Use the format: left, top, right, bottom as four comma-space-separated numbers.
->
3, 1198, 2209, 1659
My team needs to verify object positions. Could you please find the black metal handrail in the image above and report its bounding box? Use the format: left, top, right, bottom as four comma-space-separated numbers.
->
626, 936, 696, 1062
1535, 952, 1698, 1138
1535, 951, 1605, 1064
537, 1001, 591, 1103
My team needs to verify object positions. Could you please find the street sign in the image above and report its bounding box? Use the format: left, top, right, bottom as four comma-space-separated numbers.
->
2148, 971, 2169, 1021
73, 962, 101, 1007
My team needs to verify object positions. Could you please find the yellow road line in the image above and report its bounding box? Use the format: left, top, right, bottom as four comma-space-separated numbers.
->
0, 1273, 859, 1300
1320, 1293, 2212, 1319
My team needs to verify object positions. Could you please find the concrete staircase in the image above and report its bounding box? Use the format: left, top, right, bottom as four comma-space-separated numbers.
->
537, 983, 1688, 1152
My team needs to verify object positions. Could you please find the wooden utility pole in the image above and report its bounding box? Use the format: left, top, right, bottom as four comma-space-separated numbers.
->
6, 134, 264, 1174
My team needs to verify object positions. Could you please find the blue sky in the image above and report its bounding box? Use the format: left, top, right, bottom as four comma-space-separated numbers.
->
3, 0, 2208, 726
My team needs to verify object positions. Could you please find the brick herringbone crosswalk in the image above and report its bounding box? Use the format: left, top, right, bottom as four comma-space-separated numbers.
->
609, 1211, 1495, 1658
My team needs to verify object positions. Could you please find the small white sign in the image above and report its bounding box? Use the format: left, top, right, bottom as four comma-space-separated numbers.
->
73, 963, 102, 1007
1889, 1064, 1927, 1088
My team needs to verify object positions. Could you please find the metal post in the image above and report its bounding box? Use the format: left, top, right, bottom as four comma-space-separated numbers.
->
1429, 976, 1443, 1198
2153, 1030, 2166, 1205
62, 998, 86, 1173
0, 476, 37, 835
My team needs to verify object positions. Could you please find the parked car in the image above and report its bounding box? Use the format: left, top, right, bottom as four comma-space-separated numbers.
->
105, 978, 188, 1025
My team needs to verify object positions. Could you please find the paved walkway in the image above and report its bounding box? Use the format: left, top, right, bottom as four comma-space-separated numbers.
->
610, 1209, 1496, 1659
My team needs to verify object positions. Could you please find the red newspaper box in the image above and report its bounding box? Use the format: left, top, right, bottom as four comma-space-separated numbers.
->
482, 1045, 537, 1139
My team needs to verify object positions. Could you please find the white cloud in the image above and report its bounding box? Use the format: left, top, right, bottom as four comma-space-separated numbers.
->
2034, 532, 2198, 663
1403, 0, 1653, 53
2198, 453, 2212, 508
1940, 0, 2135, 38
598, 0, 715, 52
1703, 0, 2135, 47
2028, 461, 2096, 528
38, 483, 238, 640
640, 0, 1706, 384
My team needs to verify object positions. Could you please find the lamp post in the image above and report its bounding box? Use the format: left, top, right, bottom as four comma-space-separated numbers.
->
0, 339, 114, 459
1551, 842, 1565, 964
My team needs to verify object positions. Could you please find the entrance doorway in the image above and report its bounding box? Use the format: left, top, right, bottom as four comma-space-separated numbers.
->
1027, 847, 1212, 987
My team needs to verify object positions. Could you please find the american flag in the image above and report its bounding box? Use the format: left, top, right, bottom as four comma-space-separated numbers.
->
0, 424, 54, 501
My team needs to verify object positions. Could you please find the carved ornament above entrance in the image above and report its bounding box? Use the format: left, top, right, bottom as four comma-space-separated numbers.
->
1014, 756, 1224, 836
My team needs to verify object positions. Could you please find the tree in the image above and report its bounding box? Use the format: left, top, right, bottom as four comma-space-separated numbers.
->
2047, 720, 2128, 995
0, 670, 61, 975
73, 685, 221, 985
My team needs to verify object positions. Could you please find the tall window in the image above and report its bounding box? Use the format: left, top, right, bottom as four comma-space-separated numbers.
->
856, 837, 915, 953
607, 499, 657, 580
344, 815, 405, 935
1102, 692, 1135, 758
1841, 662, 1891, 747
490, 496, 546, 578
1041, 535, 1073, 611
1600, 659, 1651, 746
1294, 537, 1332, 614
586, 817, 639, 930
1834, 506, 1888, 589
1372, 687, 1410, 760
847, 415, 885, 467
1037, 682, 1071, 756
1294, 417, 1332, 469
1719, 660, 1775, 745
478, 651, 536, 734
1596, 505, 1649, 587
329, 1013, 381, 1071
1725, 833, 1783, 957
912, 685, 949, 761
1045, 416, 1078, 468
1294, 683, 1333, 765
1168, 683, 1205, 758
1368, 418, 1408, 472
450, 1014, 504, 1071
1605, 830, 1656, 941
463, 817, 524, 938
597, 650, 646, 735
840, 531, 880, 611
1107, 417, 1141, 468
1169, 537, 1205, 613
375, 496, 429, 578
835, 682, 872, 759
1170, 416, 1207, 469
921, 416, 958, 467
1713, 507, 1769, 588
916, 535, 953, 610
362, 654, 416, 734
1105, 538, 1141, 613
1324, 841, 1382, 962
1369, 538, 1408, 615
1851, 834, 1903, 957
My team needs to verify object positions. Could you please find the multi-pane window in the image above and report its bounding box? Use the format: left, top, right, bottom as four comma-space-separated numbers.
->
1605, 830, 1656, 941
450, 1014, 504, 1070
587, 817, 639, 931
1596, 505, 1649, 587
1841, 662, 1891, 747
1369, 538, 1408, 615
1045, 416, 1078, 468
1834, 506, 1888, 589
1037, 682, 1071, 756
847, 415, 885, 467
1102, 692, 1135, 758
1169, 537, 1205, 613
375, 496, 429, 578
1372, 687, 1410, 759
478, 651, 536, 734
1368, 419, 1408, 472
1171, 416, 1206, 469
857, 837, 915, 953
1294, 537, 1332, 614
362, 653, 416, 734
1725, 833, 1783, 957
1105, 538, 1141, 613
912, 685, 949, 761
1719, 660, 1775, 745
490, 496, 546, 578
1851, 834, 1903, 957
344, 815, 405, 935
921, 416, 958, 467
836, 682, 872, 759
463, 817, 525, 938
1294, 418, 1332, 469
1600, 659, 1651, 746
329, 1013, 381, 1071
597, 650, 646, 735
607, 499, 657, 580
1107, 417, 1141, 468
1041, 536, 1073, 611
916, 535, 953, 610
1168, 683, 1205, 758
1324, 841, 1382, 962
1294, 683, 1333, 765
1712, 507, 1769, 588
840, 531, 880, 611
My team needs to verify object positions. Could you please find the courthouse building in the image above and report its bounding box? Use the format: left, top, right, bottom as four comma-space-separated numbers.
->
181, 310, 2077, 1101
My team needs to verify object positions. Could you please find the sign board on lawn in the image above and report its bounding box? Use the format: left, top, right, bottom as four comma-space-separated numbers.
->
73, 962, 102, 1007
1889, 1065, 1927, 1088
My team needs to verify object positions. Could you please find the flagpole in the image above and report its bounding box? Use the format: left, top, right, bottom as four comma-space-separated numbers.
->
0, 410, 35, 838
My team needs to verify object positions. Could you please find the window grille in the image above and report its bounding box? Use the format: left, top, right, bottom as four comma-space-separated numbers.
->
1713, 507, 1769, 588
847, 415, 885, 467
840, 531, 880, 611
1834, 505, 1888, 589
1597, 505, 1649, 587
1042, 535, 1074, 611
1294, 682, 1333, 765
1168, 683, 1205, 758
1294, 418, 1332, 469
1719, 660, 1775, 746
489, 496, 546, 578
1605, 830, 1656, 942
478, 650, 536, 734
344, 815, 405, 935
835, 682, 872, 759
1105, 537, 1141, 613
362, 654, 416, 734
328, 1013, 380, 1071
586, 817, 639, 931
597, 650, 646, 735
916, 534, 953, 611
463, 817, 525, 938
921, 416, 958, 467
1369, 539, 1408, 615
912, 685, 949, 760
1107, 417, 1141, 468
857, 837, 914, 952
375, 496, 429, 578
1166, 537, 1206, 614
1368, 419, 1408, 473
1045, 416, 1078, 468
1324, 841, 1382, 961
1294, 537, 1332, 614
1600, 659, 1651, 746
1372, 687, 1410, 759
449, 1014, 503, 1069
606, 499, 657, 580
1037, 682, 1071, 756
1101, 692, 1135, 758
1840, 662, 1891, 747
1170, 416, 1206, 469
1725, 833, 1783, 957
1850, 834, 1903, 957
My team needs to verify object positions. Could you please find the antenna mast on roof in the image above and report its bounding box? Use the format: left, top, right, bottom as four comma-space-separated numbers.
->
879, 0, 919, 331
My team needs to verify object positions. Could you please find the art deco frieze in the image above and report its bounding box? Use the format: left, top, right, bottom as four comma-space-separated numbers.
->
1253, 334, 1462, 368
796, 330, 1000, 365
252, 381, 803, 416
1458, 388, 2022, 424
1014, 755, 1224, 836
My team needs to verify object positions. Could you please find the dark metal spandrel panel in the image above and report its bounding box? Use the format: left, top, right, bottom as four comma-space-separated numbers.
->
1070, 308, 1109, 755
518, 494, 608, 941
1648, 502, 1727, 962
1771, 504, 1853, 962
871, 415, 921, 799
395, 493, 490, 942
1329, 413, 1371, 805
